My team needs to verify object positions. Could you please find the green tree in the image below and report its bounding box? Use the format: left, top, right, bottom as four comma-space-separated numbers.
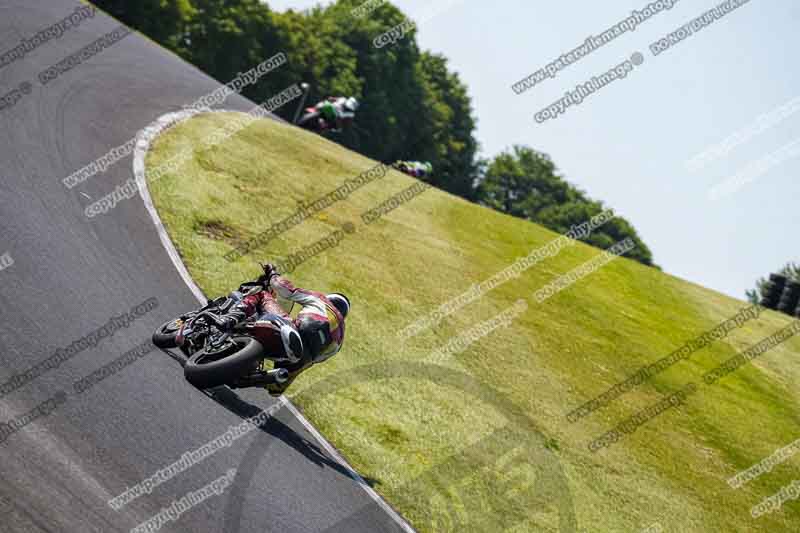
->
90, 0, 196, 49
181, 0, 279, 98
416, 52, 479, 199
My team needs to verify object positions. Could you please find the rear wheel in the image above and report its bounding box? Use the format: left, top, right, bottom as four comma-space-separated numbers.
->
184, 336, 264, 389
152, 317, 183, 349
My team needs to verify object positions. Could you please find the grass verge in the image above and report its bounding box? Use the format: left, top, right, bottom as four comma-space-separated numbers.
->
146, 112, 800, 532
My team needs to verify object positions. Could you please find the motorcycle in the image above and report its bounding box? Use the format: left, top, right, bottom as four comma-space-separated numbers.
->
152, 264, 294, 390
393, 161, 415, 177
392, 161, 431, 179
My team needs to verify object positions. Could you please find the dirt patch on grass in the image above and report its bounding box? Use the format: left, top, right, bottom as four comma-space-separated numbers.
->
194, 218, 242, 245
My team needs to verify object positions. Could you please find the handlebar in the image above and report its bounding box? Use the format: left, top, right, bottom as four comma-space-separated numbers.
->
196, 311, 223, 327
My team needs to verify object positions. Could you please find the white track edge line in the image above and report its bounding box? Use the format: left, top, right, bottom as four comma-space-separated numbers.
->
133, 109, 415, 533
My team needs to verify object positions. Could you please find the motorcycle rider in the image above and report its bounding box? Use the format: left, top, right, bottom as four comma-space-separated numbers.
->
312, 96, 359, 132
217, 264, 349, 396
394, 160, 433, 178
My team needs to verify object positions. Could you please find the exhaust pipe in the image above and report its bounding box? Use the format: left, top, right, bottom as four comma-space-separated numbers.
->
231, 367, 289, 388
268, 368, 290, 384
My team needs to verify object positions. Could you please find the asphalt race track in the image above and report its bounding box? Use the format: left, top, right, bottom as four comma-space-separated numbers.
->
0, 1, 407, 531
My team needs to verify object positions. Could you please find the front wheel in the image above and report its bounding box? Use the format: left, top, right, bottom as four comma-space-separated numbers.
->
184, 336, 264, 389
152, 317, 184, 349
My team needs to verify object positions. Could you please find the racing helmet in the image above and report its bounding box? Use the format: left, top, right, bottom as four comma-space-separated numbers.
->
343, 97, 359, 113
327, 293, 350, 319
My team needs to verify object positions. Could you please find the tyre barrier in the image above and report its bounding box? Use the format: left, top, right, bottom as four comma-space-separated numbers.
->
777, 280, 800, 316
761, 274, 788, 310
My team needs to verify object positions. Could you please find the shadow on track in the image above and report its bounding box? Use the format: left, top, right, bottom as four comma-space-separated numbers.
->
203, 384, 378, 486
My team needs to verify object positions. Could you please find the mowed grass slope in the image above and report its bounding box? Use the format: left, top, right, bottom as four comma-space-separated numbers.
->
146, 112, 800, 532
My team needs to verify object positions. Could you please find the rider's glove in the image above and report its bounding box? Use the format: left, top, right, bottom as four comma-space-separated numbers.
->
264, 263, 280, 283
216, 308, 246, 332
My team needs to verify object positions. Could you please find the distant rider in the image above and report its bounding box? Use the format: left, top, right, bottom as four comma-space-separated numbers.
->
394, 161, 433, 179
218, 264, 349, 396
313, 96, 359, 132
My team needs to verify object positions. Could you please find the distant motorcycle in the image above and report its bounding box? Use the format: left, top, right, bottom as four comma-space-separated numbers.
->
152, 264, 293, 390
393, 160, 433, 179
297, 96, 359, 133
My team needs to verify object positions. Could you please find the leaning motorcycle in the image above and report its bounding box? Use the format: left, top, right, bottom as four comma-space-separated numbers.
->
152, 265, 294, 390
297, 103, 336, 133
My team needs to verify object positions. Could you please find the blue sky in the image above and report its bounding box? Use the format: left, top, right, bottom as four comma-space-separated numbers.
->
269, 0, 799, 300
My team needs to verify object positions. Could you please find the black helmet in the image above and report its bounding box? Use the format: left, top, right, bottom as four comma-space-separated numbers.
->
327, 293, 350, 318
